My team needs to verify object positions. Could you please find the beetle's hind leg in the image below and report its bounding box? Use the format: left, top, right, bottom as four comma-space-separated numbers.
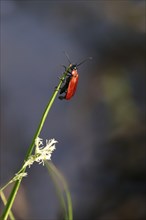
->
58, 95, 66, 100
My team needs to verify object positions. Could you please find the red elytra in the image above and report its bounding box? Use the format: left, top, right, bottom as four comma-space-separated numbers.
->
65, 69, 79, 100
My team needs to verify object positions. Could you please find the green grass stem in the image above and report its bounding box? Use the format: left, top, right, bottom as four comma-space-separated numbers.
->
0, 66, 71, 220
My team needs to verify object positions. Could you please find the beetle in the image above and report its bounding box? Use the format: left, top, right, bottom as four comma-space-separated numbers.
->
59, 64, 79, 100
59, 54, 92, 100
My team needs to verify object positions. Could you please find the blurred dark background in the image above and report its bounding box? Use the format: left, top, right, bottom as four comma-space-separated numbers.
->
0, 1, 146, 220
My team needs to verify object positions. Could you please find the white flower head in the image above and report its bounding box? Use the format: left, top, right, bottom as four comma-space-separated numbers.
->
35, 137, 57, 165
23, 137, 57, 168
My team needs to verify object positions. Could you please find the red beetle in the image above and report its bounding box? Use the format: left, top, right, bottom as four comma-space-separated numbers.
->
59, 55, 92, 100
59, 64, 79, 100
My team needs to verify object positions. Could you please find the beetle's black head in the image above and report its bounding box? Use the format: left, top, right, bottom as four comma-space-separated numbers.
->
70, 64, 77, 70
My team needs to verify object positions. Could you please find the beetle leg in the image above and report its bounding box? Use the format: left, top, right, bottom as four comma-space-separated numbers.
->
57, 71, 71, 82
59, 76, 71, 94
54, 86, 60, 92
61, 64, 67, 71
58, 95, 66, 100
57, 76, 65, 82
67, 72, 72, 76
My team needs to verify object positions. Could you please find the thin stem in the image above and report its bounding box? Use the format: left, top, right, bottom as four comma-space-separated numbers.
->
46, 162, 68, 220
0, 182, 12, 192
1, 66, 71, 220
0, 191, 15, 220
46, 161, 73, 220
0, 170, 25, 192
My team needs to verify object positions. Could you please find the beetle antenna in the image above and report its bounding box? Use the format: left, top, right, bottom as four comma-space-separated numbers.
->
63, 51, 72, 64
77, 57, 92, 67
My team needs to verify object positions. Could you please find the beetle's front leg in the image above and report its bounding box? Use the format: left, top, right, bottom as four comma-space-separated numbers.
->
61, 64, 67, 71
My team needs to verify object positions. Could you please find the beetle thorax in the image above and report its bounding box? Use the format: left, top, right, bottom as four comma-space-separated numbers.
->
72, 69, 78, 76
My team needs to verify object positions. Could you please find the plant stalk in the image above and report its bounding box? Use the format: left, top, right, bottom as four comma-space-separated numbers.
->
1, 67, 70, 220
